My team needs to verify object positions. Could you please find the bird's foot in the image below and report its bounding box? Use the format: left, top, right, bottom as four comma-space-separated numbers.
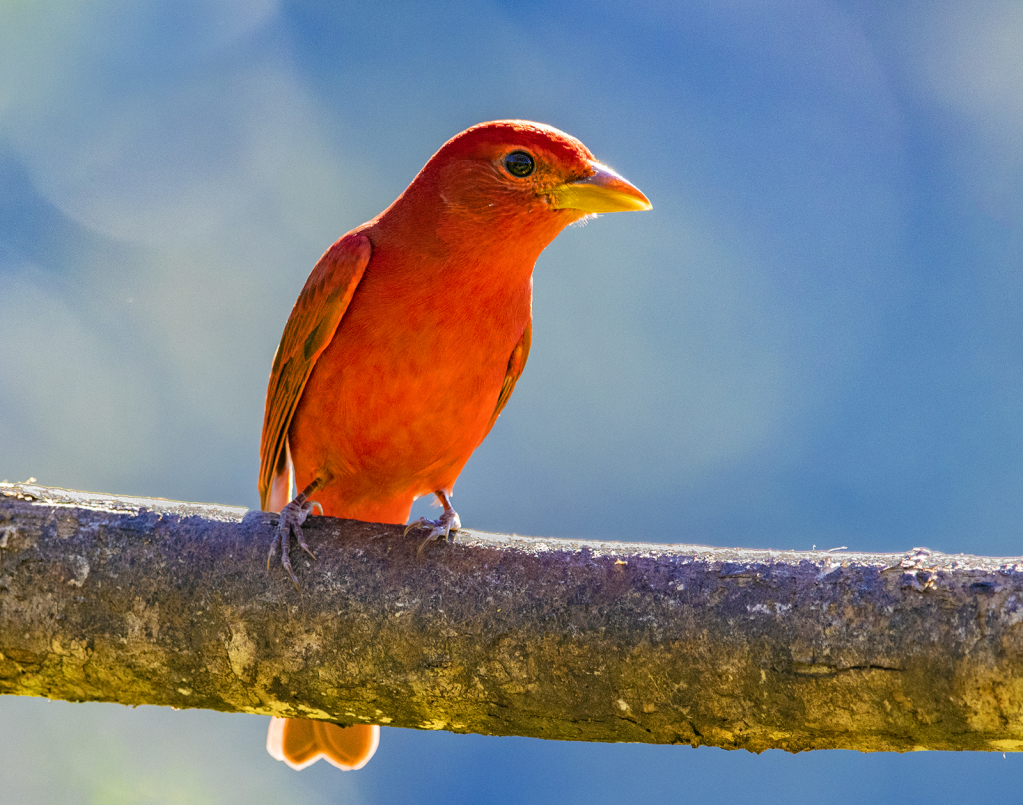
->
268, 495, 321, 589
405, 502, 460, 557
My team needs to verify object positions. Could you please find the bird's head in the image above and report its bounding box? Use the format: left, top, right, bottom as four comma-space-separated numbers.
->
429, 120, 651, 224
373, 121, 649, 260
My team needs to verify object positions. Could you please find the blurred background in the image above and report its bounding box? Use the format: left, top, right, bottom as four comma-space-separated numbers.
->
2, 0, 1022, 802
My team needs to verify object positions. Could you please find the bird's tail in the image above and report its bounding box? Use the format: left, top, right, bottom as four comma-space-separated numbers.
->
267, 717, 380, 771
263, 439, 380, 771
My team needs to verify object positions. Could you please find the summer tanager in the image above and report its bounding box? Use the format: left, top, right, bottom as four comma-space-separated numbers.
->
258, 120, 650, 771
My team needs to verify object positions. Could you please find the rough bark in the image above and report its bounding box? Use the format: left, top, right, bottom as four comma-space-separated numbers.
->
2, 481, 1023, 753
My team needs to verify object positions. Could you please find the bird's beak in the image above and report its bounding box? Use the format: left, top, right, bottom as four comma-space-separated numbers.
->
549, 161, 652, 213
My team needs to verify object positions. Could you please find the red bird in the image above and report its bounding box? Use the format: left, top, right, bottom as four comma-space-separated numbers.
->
259, 120, 650, 770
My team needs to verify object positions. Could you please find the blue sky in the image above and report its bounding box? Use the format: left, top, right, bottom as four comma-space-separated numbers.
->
2, 1, 1022, 802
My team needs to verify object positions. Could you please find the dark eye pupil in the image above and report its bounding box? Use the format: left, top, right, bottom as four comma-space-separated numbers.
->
504, 151, 534, 177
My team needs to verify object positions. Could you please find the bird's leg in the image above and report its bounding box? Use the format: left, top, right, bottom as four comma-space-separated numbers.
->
405, 490, 461, 556
268, 478, 324, 589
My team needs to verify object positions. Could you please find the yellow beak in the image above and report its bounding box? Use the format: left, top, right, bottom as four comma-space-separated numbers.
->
549, 160, 652, 213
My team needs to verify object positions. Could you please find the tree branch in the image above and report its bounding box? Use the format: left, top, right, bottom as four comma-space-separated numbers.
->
2, 482, 1023, 753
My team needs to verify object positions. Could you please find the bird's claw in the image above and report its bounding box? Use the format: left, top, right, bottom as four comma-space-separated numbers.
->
406, 508, 461, 557
268, 498, 319, 589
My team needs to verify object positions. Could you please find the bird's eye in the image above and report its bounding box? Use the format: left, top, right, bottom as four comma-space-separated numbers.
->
504, 151, 535, 178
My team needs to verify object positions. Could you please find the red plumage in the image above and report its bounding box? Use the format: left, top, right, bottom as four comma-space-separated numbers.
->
260, 120, 649, 770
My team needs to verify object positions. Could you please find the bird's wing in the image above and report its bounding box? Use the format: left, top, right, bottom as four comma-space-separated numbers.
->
484, 318, 532, 438
258, 233, 372, 510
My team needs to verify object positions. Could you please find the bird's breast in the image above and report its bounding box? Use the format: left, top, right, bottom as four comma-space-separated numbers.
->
289, 251, 532, 500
